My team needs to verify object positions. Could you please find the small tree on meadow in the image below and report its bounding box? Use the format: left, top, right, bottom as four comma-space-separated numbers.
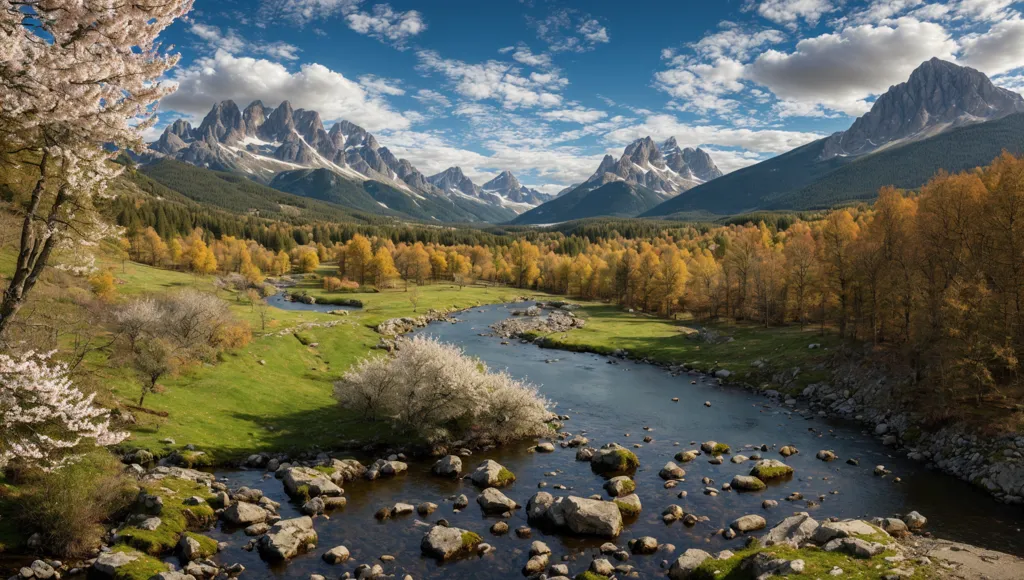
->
409, 285, 420, 312
132, 338, 175, 407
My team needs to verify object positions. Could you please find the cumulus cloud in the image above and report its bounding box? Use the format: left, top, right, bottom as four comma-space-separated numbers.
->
188, 23, 301, 61
537, 107, 608, 124
345, 4, 426, 49
416, 50, 566, 109
508, 45, 553, 68
750, 0, 837, 28
358, 74, 405, 96
259, 0, 425, 49
960, 18, 1024, 76
746, 18, 958, 115
529, 9, 610, 53
160, 50, 413, 132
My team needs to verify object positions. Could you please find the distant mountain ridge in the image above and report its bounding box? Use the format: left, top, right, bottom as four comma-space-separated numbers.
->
149, 100, 549, 222
511, 137, 721, 224
644, 58, 1024, 217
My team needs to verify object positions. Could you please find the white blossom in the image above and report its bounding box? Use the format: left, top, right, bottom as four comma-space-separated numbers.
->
0, 351, 128, 471
334, 336, 552, 444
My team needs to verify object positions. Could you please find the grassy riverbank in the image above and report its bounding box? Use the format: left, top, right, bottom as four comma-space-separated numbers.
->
527, 305, 842, 391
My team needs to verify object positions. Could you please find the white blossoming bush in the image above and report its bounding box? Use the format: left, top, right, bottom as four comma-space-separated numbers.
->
335, 336, 552, 444
0, 351, 127, 471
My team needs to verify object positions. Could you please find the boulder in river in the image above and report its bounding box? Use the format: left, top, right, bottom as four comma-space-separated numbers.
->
431, 455, 462, 478
612, 493, 642, 518
730, 514, 767, 533
750, 459, 794, 481
477, 488, 517, 514
816, 450, 838, 462
551, 496, 624, 538
222, 502, 270, 526
591, 444, 640, 474
420, 525, 483, 561
659, 461, 686, 480
674, 450, 699, 463
281, 467, 342, 498
470, 459, 516, 488
604, 476, 636, 497
668, 549, 712, 580
903, 511, 927, 531
763, 513, 819, 547
257, 516, 318, 561
730, 475, 767, 492
526, 492, 555, 523
322, 545, 350, 564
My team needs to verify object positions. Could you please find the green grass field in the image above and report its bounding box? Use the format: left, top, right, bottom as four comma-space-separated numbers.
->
525, 305, 841, 391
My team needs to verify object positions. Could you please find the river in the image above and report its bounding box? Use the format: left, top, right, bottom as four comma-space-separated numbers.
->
205, 302, 1024, 578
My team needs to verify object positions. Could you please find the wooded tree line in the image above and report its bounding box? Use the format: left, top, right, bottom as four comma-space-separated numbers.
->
123, 154, 1024, 415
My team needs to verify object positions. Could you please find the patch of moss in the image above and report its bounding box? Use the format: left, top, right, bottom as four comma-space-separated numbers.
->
496, 467, 517, 487
620, 480, 636, 495
295, 484, 311, 502
313, 465, 336, 476
461, 531, 482, 549
713, 443, 731, 455
293, 331, 314, 346
903, 426, 922, 444
614, 499, 642, 517
116, 477, 216, 556
689, 543, 927, 580
109, 545, 168, 580
183, 531, 219, 558
750, 464, 794, 481
177, 451, 214, 468
575, 572, 610, 580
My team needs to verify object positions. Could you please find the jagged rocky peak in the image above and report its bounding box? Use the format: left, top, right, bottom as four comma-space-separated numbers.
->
328, 120, 378, 150
242, 100, 270, 136
483, 170, 522, 191
623, 136, 665, 168
680, 147, 723, 181
821, 58, 1024, 160
428, 167, 480, 196
195, 99, 244, 144
258, 100, 297, 143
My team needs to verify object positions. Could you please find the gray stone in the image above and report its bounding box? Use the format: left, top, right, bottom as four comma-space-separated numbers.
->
470, 459, 515, 487
551, 496, 623, 538
477, 487, 517, 514
257, 517, 318, 561
668, 549, 712, 580
281, 467, 342, 498
763, 514, 819, 547
223, 502, 270, 525
322, 545, 350, 564
92, 551, 140, 577
730, 514, 767, 533
659, 461, 686, 480
420, 525, 480, 560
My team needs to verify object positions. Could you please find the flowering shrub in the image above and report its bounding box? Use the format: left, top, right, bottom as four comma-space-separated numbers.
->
334, 337, 551, 444
0, 352, 127, 471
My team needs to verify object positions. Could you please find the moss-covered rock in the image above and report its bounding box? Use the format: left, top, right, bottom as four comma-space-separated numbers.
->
116, 477, 216, 556
750, 459, 794, 481
591, 445, 640, 474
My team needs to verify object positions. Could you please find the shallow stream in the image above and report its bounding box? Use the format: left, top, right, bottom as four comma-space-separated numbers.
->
206, 303, 1024, 578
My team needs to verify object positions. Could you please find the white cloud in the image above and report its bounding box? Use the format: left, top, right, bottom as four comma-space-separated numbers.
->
692, 24, 786, 60
259, 0, 425, 49
752, 0, 837, 28
700, 148, 770, 174
509, 45, 553, 68
530, 9, 610, 53
960, 18, 1024, 75
416, 50, 566, 109
579, 19, 610, 44
654, 56, 747, 114
413, 89, 452, 109
603, 113, 824, 155
538, 108, 608, 124
345, 4, 426, 49
358, 74, 405, 96
746, 18, 958, 115
188, 23, 301, 61
160, 50, 413, 132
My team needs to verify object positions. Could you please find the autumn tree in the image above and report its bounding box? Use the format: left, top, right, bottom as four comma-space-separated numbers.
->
509, 240, 541, 288
344, 234, 374, 285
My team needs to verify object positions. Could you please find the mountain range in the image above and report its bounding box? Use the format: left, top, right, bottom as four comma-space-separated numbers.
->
148, 99, 555, 223
145, 58, 1024, 224
511, 137, 721, 224
642, 58, 1024, 217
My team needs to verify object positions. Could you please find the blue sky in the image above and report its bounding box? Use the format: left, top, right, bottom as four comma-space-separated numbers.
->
153, 0, 1024, 192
